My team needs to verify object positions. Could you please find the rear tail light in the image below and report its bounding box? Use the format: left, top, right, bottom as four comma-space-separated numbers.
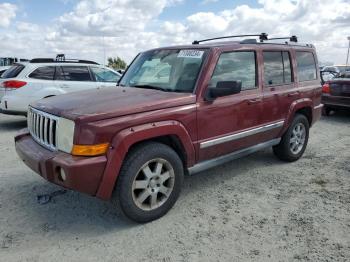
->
322, 83, 330, 94
1, 80, 27, 89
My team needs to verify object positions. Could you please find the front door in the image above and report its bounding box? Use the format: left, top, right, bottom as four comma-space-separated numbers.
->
197, 50, 264, 162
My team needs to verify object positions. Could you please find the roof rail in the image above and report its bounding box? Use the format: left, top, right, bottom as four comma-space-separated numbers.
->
30, 55, 99, 65
191, 33, 312, 47
192, 33, 268, 45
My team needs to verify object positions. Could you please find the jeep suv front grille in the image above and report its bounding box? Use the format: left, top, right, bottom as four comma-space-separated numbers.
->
28, 107, 59, 151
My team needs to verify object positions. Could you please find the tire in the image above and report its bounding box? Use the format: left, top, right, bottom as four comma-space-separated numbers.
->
322, 106, 332, 116
114, 142, 184, 223
273, 114, 309, 162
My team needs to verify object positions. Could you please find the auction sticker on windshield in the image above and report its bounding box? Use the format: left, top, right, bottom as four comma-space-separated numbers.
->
178, 50, 204, 59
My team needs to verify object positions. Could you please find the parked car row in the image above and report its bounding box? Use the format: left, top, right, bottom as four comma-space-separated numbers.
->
0, 57, 121, 115
321, 70, 350, 115
14, 33, 324, 223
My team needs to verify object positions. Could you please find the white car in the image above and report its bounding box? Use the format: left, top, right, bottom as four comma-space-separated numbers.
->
0, 59, 121, 116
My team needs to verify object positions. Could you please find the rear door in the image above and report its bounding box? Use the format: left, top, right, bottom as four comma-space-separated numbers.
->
54, 65, 96, 93
261, 50, 298, 136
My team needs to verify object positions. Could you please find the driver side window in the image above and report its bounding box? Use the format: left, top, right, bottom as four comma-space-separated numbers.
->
210, 51, 257, 90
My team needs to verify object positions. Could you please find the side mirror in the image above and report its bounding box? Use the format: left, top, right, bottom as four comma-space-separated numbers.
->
205, 81, 242, 101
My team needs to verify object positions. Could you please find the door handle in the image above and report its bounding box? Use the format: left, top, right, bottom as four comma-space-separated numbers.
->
60, 84, 69, 88
287, 92, 299, 97
247, 98, 262, 105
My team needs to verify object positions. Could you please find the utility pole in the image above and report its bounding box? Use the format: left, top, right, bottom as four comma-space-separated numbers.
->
346, 36, 350, 70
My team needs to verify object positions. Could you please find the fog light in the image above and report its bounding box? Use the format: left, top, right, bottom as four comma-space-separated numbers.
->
59, 168, 67, 181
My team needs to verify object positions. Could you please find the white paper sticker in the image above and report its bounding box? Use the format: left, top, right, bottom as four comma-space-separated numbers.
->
178, 50, 204, 59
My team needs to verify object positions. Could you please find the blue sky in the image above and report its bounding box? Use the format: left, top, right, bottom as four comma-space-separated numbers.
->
2, 0, 259, 25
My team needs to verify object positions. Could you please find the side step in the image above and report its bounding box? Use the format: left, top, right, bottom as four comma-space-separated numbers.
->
188, 138, 281, 175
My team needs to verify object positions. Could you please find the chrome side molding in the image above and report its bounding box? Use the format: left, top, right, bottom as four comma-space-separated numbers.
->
200, 120, 284, 149
188, 138, 281, 175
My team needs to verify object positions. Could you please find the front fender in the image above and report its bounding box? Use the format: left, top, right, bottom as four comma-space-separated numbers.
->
280, 98, 313, 135
96, 120, 195, 200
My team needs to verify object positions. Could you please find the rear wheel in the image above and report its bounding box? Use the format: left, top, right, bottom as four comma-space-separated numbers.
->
273, 114, 309, 162
114, 142, 184, 223
322, 106, 332, 116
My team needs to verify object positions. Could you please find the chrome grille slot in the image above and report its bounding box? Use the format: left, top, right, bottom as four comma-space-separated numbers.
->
28, 107, 59, 151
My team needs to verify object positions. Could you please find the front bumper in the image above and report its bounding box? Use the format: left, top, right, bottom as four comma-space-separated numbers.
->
15, 129, 107, 196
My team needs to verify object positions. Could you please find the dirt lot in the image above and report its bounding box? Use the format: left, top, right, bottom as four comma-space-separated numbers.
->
0, 112, 349, 262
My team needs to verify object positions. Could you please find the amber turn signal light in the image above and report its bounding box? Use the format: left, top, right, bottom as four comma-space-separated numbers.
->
71, 143, 109, 156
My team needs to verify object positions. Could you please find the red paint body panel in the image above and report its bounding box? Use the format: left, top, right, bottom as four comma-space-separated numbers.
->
14, 42, 323, 200
15, 130, 107, 195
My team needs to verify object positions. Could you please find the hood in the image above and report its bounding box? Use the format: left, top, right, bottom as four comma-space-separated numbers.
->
31, 87, 196, 122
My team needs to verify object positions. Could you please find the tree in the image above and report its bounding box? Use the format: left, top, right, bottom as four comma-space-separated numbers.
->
107, 57, 127, 70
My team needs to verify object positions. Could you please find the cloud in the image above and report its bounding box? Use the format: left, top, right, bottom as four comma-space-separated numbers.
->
0, 3, 17, 28
0, 0, 349, 65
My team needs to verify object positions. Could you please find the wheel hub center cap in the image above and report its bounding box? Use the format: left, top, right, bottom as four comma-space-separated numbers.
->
149, 180, 157, 188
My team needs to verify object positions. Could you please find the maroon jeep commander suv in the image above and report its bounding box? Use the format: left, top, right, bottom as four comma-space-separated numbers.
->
15, 34, 322, 222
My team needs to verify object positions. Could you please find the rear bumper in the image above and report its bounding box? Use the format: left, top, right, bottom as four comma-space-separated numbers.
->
322, 95, 350, 109
0, 108, 27, 116
15, 129, 107, 196
312, 104, 323, 126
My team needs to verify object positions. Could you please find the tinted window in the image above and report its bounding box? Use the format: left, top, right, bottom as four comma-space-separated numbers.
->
29, 66, 55, 80
296, 52, 317, 81
60, 66, 92, 81
91, 67, 120, 82
1, 64, 24, 79
263, 51, 292, 86
210, 51, 256, 90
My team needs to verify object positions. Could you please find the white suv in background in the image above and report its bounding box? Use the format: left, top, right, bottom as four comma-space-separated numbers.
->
0, 58, 121, 116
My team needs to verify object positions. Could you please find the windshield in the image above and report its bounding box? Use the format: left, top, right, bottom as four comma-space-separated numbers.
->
119, 49, 207, 93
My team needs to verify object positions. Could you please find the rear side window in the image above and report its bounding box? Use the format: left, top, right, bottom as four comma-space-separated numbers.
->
296, 52, 317, 81
29, 66, 55, 80
210, 51, 257, 90
60, 66, 93, 81
1, 64, 24, 79
263, 51, 292, 86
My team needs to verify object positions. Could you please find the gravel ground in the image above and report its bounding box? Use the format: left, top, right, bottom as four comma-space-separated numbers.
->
0, 112, 349, 262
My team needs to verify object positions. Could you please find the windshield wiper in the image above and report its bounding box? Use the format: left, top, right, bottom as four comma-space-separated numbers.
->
133, 85, 173, 92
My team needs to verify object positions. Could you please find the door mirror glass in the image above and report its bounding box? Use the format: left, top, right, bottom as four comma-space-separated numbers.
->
205, 81, 242, 101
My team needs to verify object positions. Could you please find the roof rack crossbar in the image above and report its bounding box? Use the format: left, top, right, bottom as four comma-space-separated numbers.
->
266, 36, 298, 43
192, 33, 268, 45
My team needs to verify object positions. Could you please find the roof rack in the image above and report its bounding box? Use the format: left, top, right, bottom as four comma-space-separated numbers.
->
192, 33, 313, 47
30, 54, 99, 65
192, 33, 268, 45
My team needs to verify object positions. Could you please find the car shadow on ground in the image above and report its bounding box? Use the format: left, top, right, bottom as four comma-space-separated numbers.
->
12, 149, 281, 236
0, 116, 27, 131
321, 109, 350, 124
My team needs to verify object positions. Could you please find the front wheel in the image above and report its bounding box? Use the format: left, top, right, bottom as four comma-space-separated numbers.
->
114, 142, 184, 223
273, 114, 309, 162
